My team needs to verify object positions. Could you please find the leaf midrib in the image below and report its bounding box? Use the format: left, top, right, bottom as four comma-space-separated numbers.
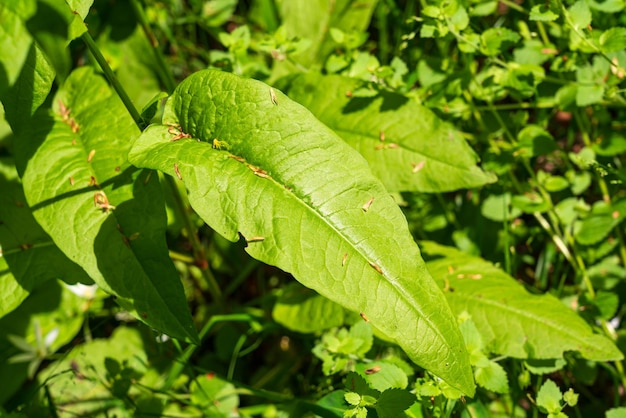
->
199, 140, 449, 353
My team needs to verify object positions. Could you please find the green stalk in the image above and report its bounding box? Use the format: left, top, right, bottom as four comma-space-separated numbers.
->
81, 32, 143, 128
127, 0, 223, 302
129, 0, 177, 93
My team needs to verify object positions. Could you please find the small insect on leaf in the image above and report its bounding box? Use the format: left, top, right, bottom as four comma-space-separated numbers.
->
270, 87, 278, 105
360, 312, 369, 322
362, 197, 375, 212
69, 176, 75, 186
87, 149, 96, 163
342, 253, 348, 266
88, 176, 98, 187
94, 191, 115, 213
246, 236, 265, 243
369, 261, 383, 275
174, 163, 182, 180
379, 130, 385, 142
365, 365, 381, 375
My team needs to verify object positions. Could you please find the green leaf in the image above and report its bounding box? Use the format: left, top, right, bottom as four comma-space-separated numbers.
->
607, 407, 626, 418
474, 359, 509, 393
0, 0, 36, 96
13, 67, 197, 343
600, 27, 626, 53
190, 373, 239, 414
279, 72, 496, 192
273, 282, 355, 333
25, 0, 88, 82
355, 361, 409, 391
375, 388, 416, 418
574, 201, 622, 245
0, 279, 85, 404
129, 70, 475, 395
421, 241, 623, 361
0, 158, 92, 319
524, 358, 567, 374
35, 326, 151, 417
0, 44, 55, 135
517, 125, 557, 157
278, 0, 377, 67
529, 4, 559, 21
568, 1, 592, 30
536, 379, 563, 413
481, 193, 522, 222
576, 85, 605, 106
480, 28, 520, 56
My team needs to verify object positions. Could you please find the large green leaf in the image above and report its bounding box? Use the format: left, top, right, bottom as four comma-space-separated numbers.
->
0, 0, 36, 96
0, 44, 55, 134
422, 241, 623, 361
279, 73, 496, 192
0, 157, 92, 319
128, 70, 475, 395
278, 0, 377, 67
12, 67, 197, 343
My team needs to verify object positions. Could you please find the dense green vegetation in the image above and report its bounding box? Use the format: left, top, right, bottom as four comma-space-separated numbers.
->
1, 0, 626, 416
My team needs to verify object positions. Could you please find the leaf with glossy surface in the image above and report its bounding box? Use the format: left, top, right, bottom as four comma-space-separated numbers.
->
13, 67, 197, 343
422, 241, 623, 361
279, 73, 496, 192
0, 158, 92, 319
129, 69, 475, 395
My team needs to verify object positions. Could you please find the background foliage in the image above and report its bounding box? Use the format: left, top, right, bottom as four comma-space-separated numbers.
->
1, 0, 626, 416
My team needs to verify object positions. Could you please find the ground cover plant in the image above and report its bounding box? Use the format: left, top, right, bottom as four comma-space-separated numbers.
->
1, 0, 626, 416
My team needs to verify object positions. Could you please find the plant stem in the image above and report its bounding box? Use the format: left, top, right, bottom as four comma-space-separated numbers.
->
129, 0, 177, 93
81, 32, 143, 128
127, 0, 222, 302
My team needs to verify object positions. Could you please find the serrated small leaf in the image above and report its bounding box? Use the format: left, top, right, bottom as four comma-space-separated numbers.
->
536, 379, 563, 413
375, 388, 416, 418
129, 70, 475, 395
13, 67, 197, 343
279, 72, 495, 192
475, 360, 509, 393
422, 241, 623, 361
355, 361, 409, 391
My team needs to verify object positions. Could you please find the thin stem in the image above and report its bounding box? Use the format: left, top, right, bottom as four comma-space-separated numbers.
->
81, 32, 143, 128
129, 0, 177, 93
163, 174, 222, 302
